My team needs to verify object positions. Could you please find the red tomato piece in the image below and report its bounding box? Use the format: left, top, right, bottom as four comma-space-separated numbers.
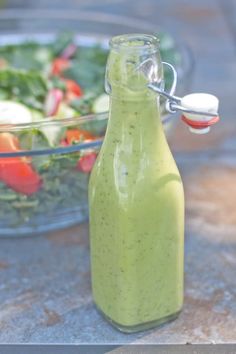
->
51, 58, 70, 76
66, 129, 96, 144
0, 132, 20, 152
0, 161, 42, 195
77, 152, 97, 173
0, 133, 21, 181
0, 133, 42, 195
64, 79, 83, 101
0, 58, 8, 69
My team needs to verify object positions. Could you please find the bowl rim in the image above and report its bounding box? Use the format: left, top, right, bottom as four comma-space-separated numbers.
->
0, 113, 106, 157
0, 9, 171, 34
0, 111, 108, 131
0, 137, 103, 158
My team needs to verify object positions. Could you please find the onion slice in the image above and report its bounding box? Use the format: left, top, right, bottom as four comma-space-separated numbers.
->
44, 88, 64, 117
61, 43, 77, 59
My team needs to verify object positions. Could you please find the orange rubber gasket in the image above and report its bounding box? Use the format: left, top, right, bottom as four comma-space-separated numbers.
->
181, 115, 220, 129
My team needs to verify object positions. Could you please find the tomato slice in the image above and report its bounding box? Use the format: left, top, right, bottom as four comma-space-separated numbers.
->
0, 133, 19, 181
0, 133, 41, 195
77, 152, 97, 173
66, 129, 96, 144
0, 132, 20, 151
0, 58, 8, 69
0, 161, 42, 195
51, 58, 70, 76
64, 79, 83, 101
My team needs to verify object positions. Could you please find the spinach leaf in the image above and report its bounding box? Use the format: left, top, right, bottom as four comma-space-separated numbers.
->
52, 32, 75, 57
0, 42, 52, 71
63, 46, 107, 93
0, 68, 48, 110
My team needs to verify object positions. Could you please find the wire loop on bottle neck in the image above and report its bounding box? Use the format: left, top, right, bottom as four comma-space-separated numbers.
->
148, 62, 219, 117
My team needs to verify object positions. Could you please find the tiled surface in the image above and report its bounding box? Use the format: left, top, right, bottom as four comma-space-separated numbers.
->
0, 0, 235, 344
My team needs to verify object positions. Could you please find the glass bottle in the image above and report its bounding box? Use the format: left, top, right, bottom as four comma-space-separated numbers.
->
89, 34, 184, 333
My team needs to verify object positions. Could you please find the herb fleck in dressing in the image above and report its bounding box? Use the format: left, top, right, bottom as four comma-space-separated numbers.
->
89, 34, 184, 332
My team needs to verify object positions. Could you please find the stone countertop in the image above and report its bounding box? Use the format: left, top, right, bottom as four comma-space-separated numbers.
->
0, 0, 236, 345
0, 153, 236, 344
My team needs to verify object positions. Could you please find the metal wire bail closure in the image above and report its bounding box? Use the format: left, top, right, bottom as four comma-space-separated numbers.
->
148, 61, 180, 113
148, 62, 220, 134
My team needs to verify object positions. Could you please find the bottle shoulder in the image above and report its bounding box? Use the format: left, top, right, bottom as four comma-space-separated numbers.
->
89, 146, 183, 195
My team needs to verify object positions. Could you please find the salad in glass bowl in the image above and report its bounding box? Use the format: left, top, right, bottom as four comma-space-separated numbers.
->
0, 31, 192, 236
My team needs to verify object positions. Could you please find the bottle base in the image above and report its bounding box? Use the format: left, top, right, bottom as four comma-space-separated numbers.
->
95, 303, 182, 333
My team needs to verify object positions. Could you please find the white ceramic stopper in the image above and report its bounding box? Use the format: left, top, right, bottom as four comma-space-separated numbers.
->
181, 93, 219, 134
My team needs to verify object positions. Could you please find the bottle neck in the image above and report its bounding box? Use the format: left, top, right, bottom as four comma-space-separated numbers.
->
105, 34, 163, 101
106, 94, 163, 145
103, 34, 164, 148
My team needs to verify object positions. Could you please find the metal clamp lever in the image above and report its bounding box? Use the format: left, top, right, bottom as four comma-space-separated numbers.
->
147, 62, 219, 134
148, 62, 219, 117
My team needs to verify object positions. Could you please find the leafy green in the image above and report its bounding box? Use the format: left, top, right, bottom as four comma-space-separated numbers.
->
70, 93, 95, 115
0, 68, 48, 110
52, 32, 75, 57
50, 75, 67, 91
18, 128, 50, 150
64, 46, 107, 93
0, 42, 52, 71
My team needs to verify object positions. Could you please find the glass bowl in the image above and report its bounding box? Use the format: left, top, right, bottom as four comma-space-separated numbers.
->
0, 115, 106, 236
0, 10, 194, 236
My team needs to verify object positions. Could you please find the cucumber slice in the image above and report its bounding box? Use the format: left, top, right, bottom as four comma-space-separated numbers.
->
0, 101, 33, 124
42, 104, 76, 147
92, 93, 109, 113
40, 124, 65, 147
57, 103, 78, 119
